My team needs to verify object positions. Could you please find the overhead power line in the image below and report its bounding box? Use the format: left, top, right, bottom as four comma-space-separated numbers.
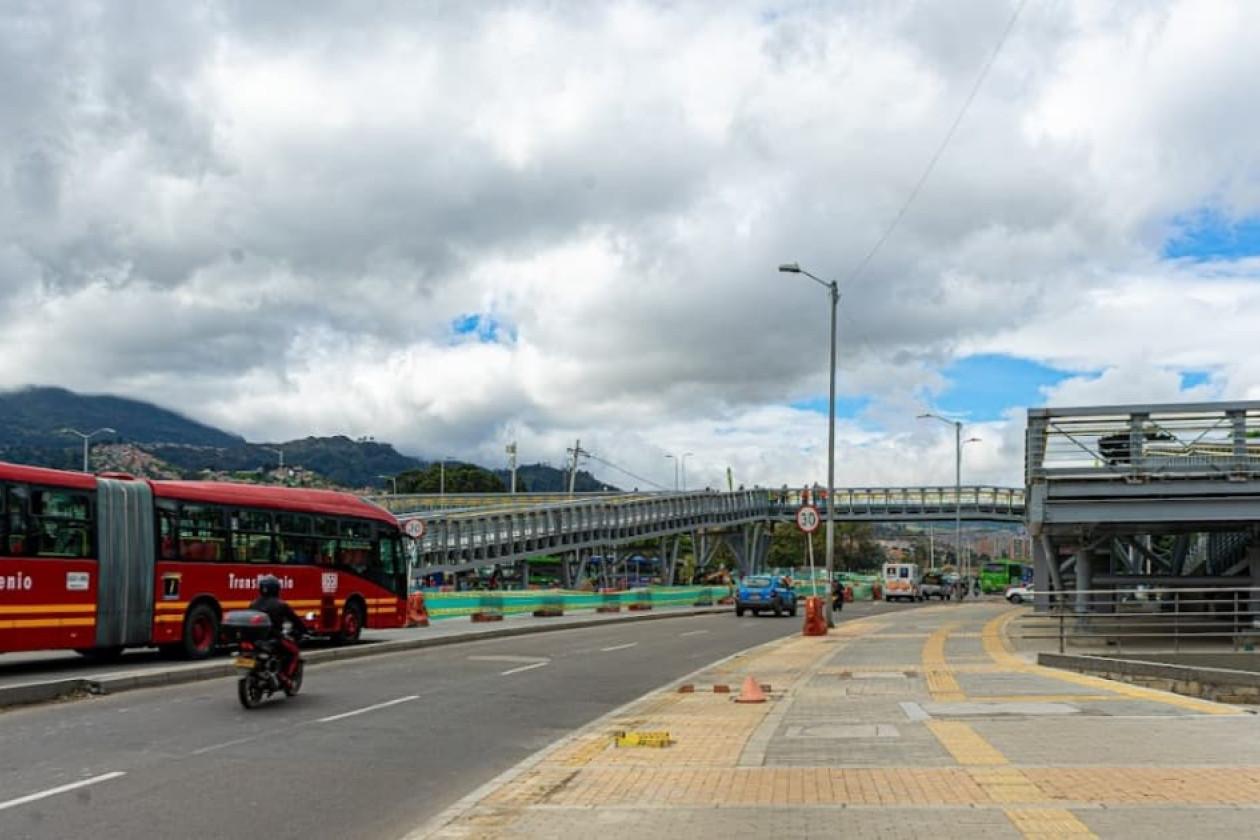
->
583, 452, 671, 492
843, 0, 1029, 288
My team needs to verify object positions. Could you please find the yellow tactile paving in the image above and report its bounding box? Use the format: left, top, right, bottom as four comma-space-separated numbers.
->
923, 621, 966, 701
1006, 809, 1097, 837
1025, 767, 1260, 804
926, 720, 1009, 766
983, 609, 1241, 716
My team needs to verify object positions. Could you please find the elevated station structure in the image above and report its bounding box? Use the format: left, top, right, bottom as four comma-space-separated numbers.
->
1026, 401, 1260, 608
369, 486, 1024, 584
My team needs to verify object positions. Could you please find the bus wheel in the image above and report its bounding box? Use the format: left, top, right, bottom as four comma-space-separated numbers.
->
336, 602, 365, 644
75, 646, 124, 662
182, 604, 220, 660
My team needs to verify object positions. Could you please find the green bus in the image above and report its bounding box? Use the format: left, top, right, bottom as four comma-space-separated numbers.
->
979, 559, 1030, 594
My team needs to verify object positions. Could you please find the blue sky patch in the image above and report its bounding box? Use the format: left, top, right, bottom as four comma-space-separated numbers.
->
1180, 370, 1211, 389
1163, 209, 1260, 260
450, 313, 510, 344
932, 354, 1076, 421
790, 395, 870, 418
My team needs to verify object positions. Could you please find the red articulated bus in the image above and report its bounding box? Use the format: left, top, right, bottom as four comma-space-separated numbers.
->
0, 462, 408, 660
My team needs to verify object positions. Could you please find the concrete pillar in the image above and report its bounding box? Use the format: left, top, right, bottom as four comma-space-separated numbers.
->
1248, 545, 1260, 622
1075, 549, 1092, 615
1033, 538, 1050, 611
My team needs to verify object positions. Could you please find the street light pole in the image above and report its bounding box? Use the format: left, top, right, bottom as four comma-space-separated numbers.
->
681, 452, 693, 491
377, 474, 398, 494
60, 427, 116, 473
779, 262, 839, 627
917, 413, 981, 588
506, 442, 518, 494
665, 454, 679, 491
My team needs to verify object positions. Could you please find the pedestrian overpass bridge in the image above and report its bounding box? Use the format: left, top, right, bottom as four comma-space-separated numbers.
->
366, 485, 1024, 581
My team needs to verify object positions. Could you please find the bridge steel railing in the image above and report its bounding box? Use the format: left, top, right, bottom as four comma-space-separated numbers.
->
370, 486, 1025, 574
1026, 401, 1260, 612
1027, 401, 1260, 535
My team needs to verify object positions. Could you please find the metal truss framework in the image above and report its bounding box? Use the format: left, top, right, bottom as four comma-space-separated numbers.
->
368, 486, 1025, 579
1026, 401, 1260, 609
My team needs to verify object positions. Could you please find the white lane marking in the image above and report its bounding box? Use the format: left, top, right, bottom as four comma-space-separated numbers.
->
501, 661, 549, 676
317, 695, 420, 723
0, 772, 127, 812
190, 735, 257, 756
468, 655, 548, 664
679, 630, 710, 637
600, 643, 638, 652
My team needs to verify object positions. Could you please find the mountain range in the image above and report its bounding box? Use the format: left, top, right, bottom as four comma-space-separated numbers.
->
0, 386, 615, 492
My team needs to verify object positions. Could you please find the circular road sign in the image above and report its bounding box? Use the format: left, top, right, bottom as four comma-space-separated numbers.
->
795, 505, 821, 534
403, 518, 426, 539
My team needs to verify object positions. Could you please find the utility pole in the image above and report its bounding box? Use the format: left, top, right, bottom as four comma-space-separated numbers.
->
506, 441, 518, 494
567, 439, 588, 496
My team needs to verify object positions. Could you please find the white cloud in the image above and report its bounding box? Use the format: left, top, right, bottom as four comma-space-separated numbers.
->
1, 1, 1259, 491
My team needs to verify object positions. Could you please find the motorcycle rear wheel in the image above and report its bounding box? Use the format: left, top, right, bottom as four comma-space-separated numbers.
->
238, 675, 265, 709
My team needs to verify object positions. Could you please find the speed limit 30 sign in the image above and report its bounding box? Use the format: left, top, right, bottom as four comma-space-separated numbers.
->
795, 504, 821, 533
403, 518, 426, 539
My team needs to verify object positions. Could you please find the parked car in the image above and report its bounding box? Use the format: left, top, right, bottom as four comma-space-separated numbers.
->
1005, 583, 1034, 604
920, 572, 953, 601
735, 575, 798, 617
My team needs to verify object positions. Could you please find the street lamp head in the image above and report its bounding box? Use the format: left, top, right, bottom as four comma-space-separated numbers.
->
963, 436, 982, 444
778, 262, 801, 273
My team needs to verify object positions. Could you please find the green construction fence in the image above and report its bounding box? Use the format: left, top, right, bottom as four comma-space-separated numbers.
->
418, 585, 733, 620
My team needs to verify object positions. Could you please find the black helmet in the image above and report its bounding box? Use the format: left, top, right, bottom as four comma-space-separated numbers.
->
258, 575, 281, 598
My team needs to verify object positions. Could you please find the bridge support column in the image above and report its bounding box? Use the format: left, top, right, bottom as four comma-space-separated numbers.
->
1075, 548, 1092, 619
1033, 538, 1050, 610
1249, 545, 1260, 621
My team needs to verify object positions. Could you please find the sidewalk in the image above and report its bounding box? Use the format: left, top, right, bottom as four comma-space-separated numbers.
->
413, 602, 1260, 839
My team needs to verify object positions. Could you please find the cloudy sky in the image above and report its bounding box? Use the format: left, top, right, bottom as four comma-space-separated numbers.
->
2, 0, 1259, 492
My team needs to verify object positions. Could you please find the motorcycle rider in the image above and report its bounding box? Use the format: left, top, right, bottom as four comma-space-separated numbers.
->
249, 574, 307, 685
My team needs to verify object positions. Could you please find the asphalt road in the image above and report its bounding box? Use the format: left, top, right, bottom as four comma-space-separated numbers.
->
0, 607, 722, 691
0, 604, 881, 840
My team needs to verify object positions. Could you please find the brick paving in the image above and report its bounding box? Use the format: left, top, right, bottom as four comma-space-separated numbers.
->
412, 601, 1260, 839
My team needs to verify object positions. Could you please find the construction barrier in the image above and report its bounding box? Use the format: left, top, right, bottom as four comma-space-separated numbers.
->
471, 593, 504, 623
533, 592, 564, 618
414, 585, 732, 621
406, 592, 430, 627
802, 596, 827, 636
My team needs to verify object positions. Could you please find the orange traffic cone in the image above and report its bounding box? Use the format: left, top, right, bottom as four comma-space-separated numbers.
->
734, 675, 767, 704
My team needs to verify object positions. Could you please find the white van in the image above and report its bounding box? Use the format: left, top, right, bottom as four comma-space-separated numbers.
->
882, 563, 923, 603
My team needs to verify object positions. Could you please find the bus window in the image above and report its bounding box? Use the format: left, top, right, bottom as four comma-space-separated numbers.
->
30, 488, 93, 559
232, 510, 274, 564
179, 504, 228, 562
379, 536, 403, 575
157, 500, 179, 560
336, 519, 372, 573
6, 485, 34, 556
313, 517, 338, 565
276, 513, 315, 565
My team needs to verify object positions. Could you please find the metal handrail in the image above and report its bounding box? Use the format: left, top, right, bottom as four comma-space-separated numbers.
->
1014, 586, 1260, 654
1027, 403, 1260, 483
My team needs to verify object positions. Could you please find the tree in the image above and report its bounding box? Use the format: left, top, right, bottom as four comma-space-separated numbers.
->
767, 521, 883, 572
396, 463, 507, 493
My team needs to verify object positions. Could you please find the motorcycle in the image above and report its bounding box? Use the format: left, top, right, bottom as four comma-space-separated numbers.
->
223, 609, 316, 709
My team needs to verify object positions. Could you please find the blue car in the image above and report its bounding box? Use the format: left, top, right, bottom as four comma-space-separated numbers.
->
735, 575, 798, 618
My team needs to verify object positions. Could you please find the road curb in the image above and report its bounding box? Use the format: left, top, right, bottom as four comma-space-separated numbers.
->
0, 606, 729, 711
